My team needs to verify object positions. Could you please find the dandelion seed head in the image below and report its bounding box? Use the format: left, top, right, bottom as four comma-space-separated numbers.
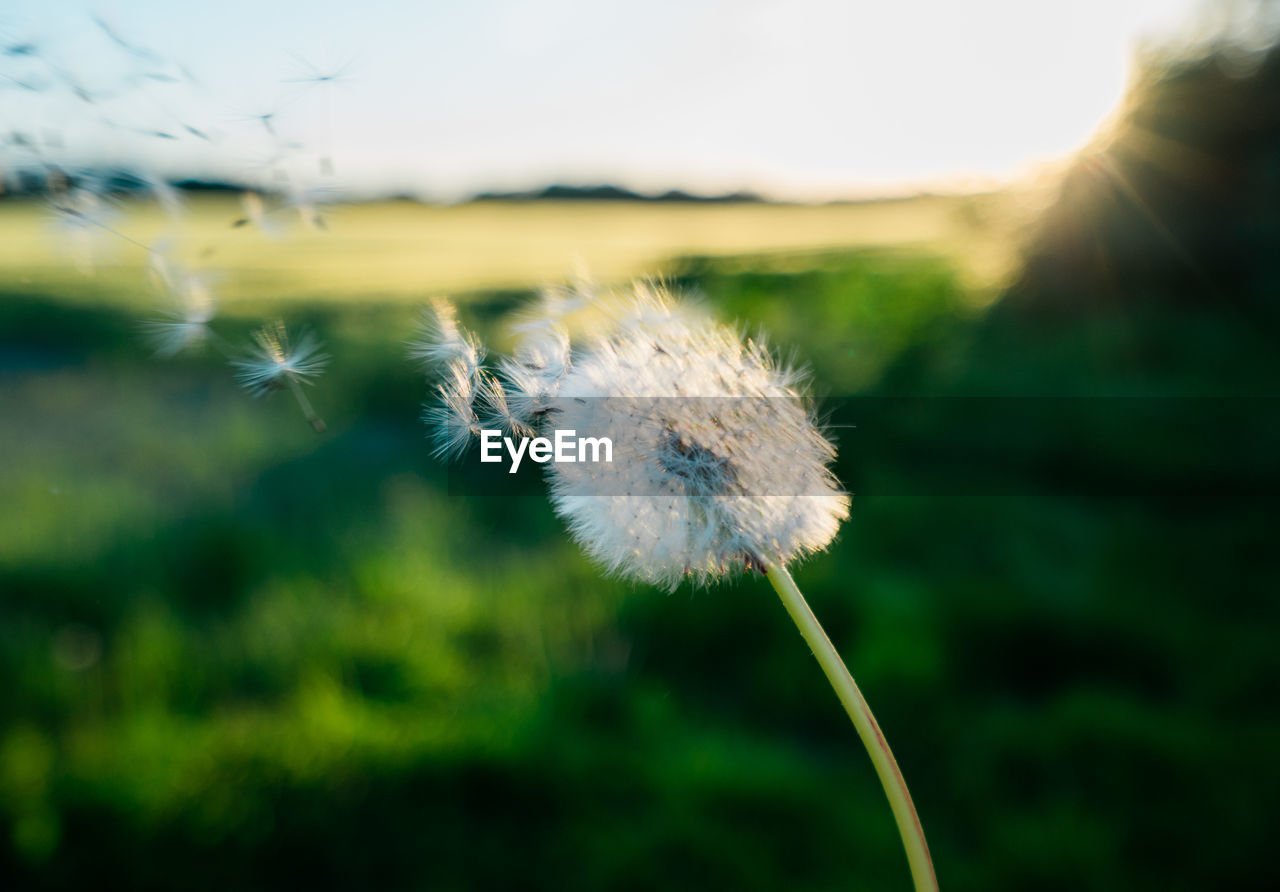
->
420, 282, 849, 589
544, 286, 849, 588
232, 320, 328, 397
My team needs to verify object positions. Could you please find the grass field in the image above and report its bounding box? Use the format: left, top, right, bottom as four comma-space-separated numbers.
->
0, 192, 1024, 308
2, 192, 1277, 891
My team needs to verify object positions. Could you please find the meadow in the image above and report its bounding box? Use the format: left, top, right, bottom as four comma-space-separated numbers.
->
0, 192, 1022, 306
1, 186, 1277, 892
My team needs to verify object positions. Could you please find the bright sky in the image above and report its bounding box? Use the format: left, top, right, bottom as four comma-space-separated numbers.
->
1, 0, 1207, 200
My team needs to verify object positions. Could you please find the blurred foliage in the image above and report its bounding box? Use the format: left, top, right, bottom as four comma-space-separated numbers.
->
4, 37, 1280, 892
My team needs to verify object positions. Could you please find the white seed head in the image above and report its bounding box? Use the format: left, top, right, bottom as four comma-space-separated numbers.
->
546, 287, 849, 587
231, 320, 328, 397
420, 283, 849, 588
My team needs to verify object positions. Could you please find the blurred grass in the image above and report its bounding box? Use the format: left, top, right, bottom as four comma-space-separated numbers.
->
0, 193, 1022, 307
1, 191, 1277, 892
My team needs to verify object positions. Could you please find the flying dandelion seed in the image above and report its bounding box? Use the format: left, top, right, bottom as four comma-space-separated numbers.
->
283, 54, 355, 89
236, 109, 278, 136
232, 320, 329, 433
142, 283, 216, 357
142, 252, 218, 357
91, 14, 164, 64
3, 41, 39, 58
416, 281, 937, 891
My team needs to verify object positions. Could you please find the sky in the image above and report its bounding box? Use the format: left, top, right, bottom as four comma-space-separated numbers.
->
0, 0, 1225, 200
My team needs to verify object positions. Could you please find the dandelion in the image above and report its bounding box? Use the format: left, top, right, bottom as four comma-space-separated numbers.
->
232, 320, 329, 433
417, 282, 938, 891
547, 291, 848, 589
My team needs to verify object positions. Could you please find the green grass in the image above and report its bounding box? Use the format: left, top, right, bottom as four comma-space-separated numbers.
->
1, 200, 1277, 891
0, 193, 1021, 307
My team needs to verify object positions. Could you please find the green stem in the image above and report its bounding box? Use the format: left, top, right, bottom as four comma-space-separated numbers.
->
764, 562, 938, 892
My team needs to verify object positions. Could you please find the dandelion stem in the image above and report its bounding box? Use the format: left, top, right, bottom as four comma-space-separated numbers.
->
764, 562, 938, 892
286, 376, 327, 433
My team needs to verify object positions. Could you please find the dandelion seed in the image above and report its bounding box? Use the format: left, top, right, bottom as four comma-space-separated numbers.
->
424, 359, 482, 459
143, 279, 216, 357
475, 370, 534, 439
92, 14, 163, 64
233, 320, 328, 395
496, 354, 561, 422
412, 299, 489, 454
235, 109, 277, 136
283, 54, 355, 88
3, 42, 38, 58
142, 249, 217, 357
408, 298, 483, 377
232, 320, 329, 433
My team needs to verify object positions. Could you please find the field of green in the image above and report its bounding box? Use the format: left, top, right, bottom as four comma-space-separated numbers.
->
0, 193, 1022, 306
1, 191, 1277, 891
